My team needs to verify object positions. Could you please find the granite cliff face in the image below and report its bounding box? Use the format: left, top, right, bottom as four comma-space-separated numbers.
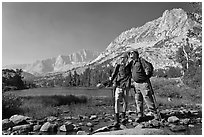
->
90, 8, 201, 70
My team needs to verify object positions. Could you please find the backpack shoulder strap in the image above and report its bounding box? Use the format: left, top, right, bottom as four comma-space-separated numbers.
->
139, 57, 145, 69
139, 57, 154, 77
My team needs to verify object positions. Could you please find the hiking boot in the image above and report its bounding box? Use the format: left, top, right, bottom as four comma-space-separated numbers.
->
120, 112, 128, 124
135, 117, 143, 123
135, 113, 144, 123
121, 118, 128, 125
121, 112, 126, 119
113, 121, 120, 129
147, 111, 160, 120
113, 113, 120, 128
153, 113, 160, 120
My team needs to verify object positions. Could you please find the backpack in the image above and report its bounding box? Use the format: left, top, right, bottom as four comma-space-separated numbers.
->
140, 58, 154, 78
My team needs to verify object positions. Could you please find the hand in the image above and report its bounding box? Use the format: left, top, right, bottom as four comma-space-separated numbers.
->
128, 58, 133, 63
108, 81, 113, 87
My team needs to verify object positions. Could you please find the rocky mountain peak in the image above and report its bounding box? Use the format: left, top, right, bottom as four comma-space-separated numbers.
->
90, 8, 201, 70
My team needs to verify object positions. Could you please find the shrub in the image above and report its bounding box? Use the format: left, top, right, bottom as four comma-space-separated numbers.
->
154, 67, 182, 78
2, 93, 23, 119
183, 65, 202, 88
166, 67, 182, 78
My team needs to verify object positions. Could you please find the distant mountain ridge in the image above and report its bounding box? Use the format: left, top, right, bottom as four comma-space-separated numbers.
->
3, 49, 99, 75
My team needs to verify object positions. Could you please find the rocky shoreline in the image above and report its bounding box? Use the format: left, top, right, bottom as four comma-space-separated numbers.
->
2, 106, 202, 135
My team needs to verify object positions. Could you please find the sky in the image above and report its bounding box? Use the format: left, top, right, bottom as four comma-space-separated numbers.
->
2, 2, 194, 66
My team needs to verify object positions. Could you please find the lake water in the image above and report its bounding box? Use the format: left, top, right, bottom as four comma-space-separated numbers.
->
14, 87, 113, 97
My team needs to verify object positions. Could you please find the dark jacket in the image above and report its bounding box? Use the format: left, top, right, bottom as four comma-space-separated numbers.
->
111, 62, 132, 89
131, 57, 151, 83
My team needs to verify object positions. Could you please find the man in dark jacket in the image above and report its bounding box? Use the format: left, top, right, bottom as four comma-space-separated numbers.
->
129, 49, 159, 122
110, 52, 132, 128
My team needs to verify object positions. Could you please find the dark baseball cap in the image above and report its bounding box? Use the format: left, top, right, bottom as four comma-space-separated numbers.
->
130, 49, 139, 56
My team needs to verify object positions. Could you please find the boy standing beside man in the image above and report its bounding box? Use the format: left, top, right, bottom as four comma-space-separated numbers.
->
110, 52, 132, 128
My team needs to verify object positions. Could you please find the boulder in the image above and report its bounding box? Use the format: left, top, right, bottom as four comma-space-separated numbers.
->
169, 124, 186, 132
127, 110, 136, 115
180, 118, 190, 125
71, 116, 78, 120
149, 119, 161, 128
10, 131, 19, 135
92, 119, 99, 123
93, 126, 110, 134
120, 124, 127, 130
78, 115, 84, 120
94, 127, 168, 135
46, 116, 57, 122
9, 115, 30, 125
196, 118, 202, 123
104, 113, 112, 117
33, 125, 41, 131
77, 131, 89, 135
128, 119, 133, 123
59, 121, 74, 132
63, 110, 69, 113
189, 110, 199, 115
37, 119, 46, 125
40, 122, 58, 132
26, 119, 37, 125
12, 124, 32, 132
86, 122, 93, 127
64, 116, 72, 120
78, 122, 84, 126
188, 124, 195, 127
167, 116, 179, 123
2, 119, 14, 130
59, 125, 67, 132
96, 83, 104, 88
90, 115, 98, 120
2, 130, 11, 135
74, 126, 82, 132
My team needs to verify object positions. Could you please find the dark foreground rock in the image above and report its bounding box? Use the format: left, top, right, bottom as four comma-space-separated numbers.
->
94, 126, 168, 135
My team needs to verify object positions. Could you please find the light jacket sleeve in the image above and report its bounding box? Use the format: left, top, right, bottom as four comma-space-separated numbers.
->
110, 64, 120, 83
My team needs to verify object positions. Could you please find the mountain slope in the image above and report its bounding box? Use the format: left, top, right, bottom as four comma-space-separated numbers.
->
89, 8, 201, 70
